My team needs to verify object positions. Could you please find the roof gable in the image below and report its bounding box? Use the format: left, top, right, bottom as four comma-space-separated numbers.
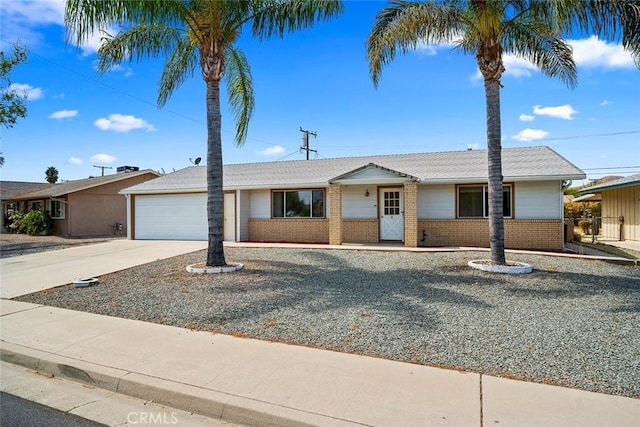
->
329, 163, 419, 184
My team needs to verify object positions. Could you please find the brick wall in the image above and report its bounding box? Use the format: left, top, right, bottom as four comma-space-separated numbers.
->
418, 219, 563, 250
329, 185, 342, 245
404, 182, 418, 247
248, 219, 329, 243
342, 219, 378, 243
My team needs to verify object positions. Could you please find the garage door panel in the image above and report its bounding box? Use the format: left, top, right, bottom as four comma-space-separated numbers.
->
135, 194, 207, 240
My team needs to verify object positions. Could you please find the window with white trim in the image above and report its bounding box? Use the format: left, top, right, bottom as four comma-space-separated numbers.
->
272, 190, 325, 218
46, 200, 65, 219
458, 184, 512, 218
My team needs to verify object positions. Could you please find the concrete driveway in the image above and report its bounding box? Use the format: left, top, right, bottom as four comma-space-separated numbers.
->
0, 240, 207, 299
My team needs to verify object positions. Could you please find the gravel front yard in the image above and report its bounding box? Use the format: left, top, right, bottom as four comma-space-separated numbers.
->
16, 247, 640, 398
0, 233, 115, 258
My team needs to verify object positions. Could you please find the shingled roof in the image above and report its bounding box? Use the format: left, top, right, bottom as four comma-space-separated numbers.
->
0, 181, 53, 201
577, 173, 640, 194
122, 146, 585, 194
9, 170, 159, 200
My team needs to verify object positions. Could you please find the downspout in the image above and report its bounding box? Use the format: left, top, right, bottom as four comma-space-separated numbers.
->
125, 194, 132, 240
561, 183, 568, 253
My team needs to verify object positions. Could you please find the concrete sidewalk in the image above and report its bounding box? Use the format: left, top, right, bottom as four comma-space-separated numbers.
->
2, 300, 638, 427
1, 240, 639, 426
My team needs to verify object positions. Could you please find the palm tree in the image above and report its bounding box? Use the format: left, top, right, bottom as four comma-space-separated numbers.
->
367, 0, 639, 265
45, 166, 59, 184
66, 0, 343, 266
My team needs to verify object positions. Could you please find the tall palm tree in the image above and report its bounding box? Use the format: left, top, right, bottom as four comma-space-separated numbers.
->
367, 0, 639, 265
66, 0, 343, 266
45, 166, 59, 184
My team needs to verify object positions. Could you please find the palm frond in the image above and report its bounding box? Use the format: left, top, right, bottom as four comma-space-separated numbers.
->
250, 0, 344, 40
501, 18, 577, 88
65, 0, 189, 48
158, 36, 199, 107
96, 24, 184, 74
224, 46, 254, 146
367, 0, 464, 87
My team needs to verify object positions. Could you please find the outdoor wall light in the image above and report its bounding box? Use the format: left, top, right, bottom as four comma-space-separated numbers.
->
365, 189, 370, 197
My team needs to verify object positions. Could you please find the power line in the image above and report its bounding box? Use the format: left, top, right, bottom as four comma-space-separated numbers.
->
582, 166, 639, 171
1, 38, 287, 148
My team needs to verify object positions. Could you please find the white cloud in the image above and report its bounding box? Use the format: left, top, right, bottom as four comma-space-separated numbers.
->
568, 36, 635, 69
0, 0, 64, 50
519, 114, 535, 122
416, 33, 462, 56
503, 55, 538, 78
67, 156, 83, 165
93, 114, 155, 133
0, 0, 113, 54
90, 154, 117, 164
49, 109, 78, 119
533, 104, 577, 120
7, 83, 43, 100
259, 145, 286, 156
600, 100, 612, 106
513, 128, 549, 142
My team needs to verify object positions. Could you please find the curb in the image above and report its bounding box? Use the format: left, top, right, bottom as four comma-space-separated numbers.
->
0, 342, 358, 427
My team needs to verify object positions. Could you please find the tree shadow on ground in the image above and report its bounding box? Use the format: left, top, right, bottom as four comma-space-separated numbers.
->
504, 268, 640, 313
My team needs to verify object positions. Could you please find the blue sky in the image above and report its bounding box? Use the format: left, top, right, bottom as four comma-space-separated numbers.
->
1, 0, 638, 185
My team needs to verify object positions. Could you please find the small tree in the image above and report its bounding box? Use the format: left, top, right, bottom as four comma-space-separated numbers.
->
45, 166, 59, 184
1, 45, 28, 129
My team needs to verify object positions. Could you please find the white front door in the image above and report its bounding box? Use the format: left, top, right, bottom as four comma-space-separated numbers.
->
379, 188, 404, 241
223, 192, 236, 241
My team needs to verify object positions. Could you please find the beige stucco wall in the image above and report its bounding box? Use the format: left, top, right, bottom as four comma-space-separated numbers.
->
600, 185, 639, 241
67, 173, 157, 237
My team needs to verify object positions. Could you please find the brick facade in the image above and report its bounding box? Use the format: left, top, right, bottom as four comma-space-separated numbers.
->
248, 219, 329, 243
403, 182, 418, 247
418, 219, 563, 250
329, 185, 342, 245
342, 219, 378, 243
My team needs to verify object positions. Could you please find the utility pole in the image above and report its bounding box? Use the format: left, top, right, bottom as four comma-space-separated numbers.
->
299, 127, 317, 160
93, 165, 113, 176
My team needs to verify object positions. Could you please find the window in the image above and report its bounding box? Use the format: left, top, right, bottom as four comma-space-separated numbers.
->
30, 201, 42, 211
458, 184, 511, 218
46, 200, 65, 219
272, 190, 325, 218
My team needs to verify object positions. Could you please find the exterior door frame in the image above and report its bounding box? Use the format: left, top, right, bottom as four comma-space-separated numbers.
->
378, 187, 404, 241
223, 192, 236, 242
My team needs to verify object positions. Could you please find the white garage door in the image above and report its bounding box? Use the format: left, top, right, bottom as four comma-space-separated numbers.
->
135, 194, 207, 240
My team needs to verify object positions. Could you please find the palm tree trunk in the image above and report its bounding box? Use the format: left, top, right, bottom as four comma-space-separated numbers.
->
206, 79, 226, 267
484, 78, 506, 264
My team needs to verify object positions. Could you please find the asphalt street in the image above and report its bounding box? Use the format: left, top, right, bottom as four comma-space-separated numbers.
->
1, 392, 106, 427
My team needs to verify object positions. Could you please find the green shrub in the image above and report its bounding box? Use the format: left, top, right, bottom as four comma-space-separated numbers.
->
578, 219, 591, 235
16, 209, 52, 235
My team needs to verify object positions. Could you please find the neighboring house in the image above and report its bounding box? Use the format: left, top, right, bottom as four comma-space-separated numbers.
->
6, 169, 160, 237
1, 181, 53, 230
121, 146, 584, 250
577, 173, 640, 242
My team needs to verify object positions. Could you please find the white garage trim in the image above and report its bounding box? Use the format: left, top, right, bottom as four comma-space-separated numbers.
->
134, 194, 207, 240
